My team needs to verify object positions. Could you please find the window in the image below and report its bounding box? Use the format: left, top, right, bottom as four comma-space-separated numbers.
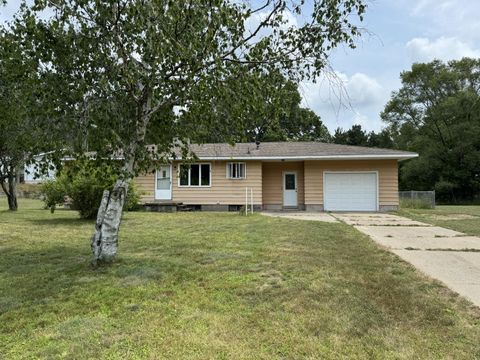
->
178, 164, 210, 187
227, 162, 246, 179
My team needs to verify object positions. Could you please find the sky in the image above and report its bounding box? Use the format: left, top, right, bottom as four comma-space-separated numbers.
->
300, 0, 480, 132
2, 0, 480, 133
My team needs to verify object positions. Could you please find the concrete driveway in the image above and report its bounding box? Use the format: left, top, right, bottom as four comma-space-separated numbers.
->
333, 212, 480, 307
262, 211, 338, 223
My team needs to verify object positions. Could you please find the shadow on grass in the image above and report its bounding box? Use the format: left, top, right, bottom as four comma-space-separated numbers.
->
0, 243, 170, 313
26, 217, 93, 227
27, 216, 135, 227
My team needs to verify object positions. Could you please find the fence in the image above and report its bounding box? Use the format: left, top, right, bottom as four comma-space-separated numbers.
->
399, 191, 435, 209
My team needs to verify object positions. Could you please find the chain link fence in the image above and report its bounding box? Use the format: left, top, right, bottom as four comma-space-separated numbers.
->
399, 190, 435, 209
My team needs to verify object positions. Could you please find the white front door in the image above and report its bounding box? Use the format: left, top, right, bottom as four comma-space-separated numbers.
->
283, 172, 298, 207
155, 165, 172, 200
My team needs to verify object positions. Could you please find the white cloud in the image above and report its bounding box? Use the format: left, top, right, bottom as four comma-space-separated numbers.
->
244, 9, 298, 42
407, 0, 480, 41
300, 72, 387, 132
411, 0, 456, 16
345, 73, 384, 107
406, 37, 480, 63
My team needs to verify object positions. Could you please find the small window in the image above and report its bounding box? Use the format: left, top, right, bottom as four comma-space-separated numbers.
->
179, 164, 210, 187
227, 163, 246, 179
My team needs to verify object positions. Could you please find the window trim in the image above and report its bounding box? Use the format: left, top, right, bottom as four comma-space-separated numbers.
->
178, 163, 212, 187
226, 162, 247, 180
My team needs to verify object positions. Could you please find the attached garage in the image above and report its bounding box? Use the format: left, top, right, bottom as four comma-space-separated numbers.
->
323, 172, 378, 211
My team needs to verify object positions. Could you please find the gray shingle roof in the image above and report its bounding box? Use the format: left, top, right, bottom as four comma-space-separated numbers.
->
177, 142, 418, 160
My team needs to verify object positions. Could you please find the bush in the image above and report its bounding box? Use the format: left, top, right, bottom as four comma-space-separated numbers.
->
125, 182, 142, 211
40, 163, 142, 219
68, 172, 111, 219
40, 180, 67, 213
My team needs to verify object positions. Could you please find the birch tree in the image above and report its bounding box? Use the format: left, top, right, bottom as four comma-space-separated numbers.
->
15, 0, 366, 264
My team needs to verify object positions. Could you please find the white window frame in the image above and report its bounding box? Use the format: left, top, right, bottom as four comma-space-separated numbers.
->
178, 163, 211, 187
226, 162, 246, 180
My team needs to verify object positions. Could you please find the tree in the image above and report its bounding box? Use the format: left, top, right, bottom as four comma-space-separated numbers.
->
0, 25, 40, 210
190, 71, 330, 143
382, 58, 480, 202
366, 129, 394, 148
16, 0, 366, 264
332, 124, 368, 146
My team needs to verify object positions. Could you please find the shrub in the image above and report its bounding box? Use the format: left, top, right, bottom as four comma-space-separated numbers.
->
40, 163, 142, 219
125, 182, 142, 211
68, 172, 112, 219
40, 180, 67, 213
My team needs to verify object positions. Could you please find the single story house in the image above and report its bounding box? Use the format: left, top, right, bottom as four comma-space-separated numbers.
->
134, 142, 418, 212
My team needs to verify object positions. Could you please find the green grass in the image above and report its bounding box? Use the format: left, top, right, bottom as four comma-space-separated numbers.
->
398, 205, 480, 236
400, 198, 434, 209
1, 199, 480, 359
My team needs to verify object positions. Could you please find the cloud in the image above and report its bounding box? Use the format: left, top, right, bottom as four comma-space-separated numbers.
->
300, 72, 387, 132
244, 9, 298, 42
411, 0, 456, 16
406, 37, 480, 63
407, 0, 480, 41
345, 73, 384, 107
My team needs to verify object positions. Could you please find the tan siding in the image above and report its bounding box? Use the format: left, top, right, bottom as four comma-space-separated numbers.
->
135, 158, 399, 207
134, 171, 155, 202
135, 161, 263, 205
304, 160, 399, 206
172, 161, 262, 205
262, 162, 304, 205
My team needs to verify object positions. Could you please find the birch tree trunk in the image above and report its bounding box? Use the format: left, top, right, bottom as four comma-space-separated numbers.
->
90, 90, 151, 265
91, 179, 129, 265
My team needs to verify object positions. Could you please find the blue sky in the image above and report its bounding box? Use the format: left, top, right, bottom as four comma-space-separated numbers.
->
300, 0, 480, 132
2, 0, 480, 133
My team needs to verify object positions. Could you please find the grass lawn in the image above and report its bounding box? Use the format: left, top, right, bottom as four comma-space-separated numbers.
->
398, 205, 480, 236
1, 199, 480, 359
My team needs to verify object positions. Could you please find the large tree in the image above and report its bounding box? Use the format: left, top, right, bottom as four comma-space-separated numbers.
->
190, 70, 330, 143
382, 58, 480, 202
332, 124, 367, 146
14, 0, 366, 264
0, 24, 44, 210
332, 124, 395, 148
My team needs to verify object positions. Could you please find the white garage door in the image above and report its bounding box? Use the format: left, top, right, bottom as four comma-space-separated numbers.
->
324, 172, 378, 211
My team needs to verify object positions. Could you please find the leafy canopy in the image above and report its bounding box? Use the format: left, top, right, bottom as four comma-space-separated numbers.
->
13, 0, 366, 177
381, 58, 480, 202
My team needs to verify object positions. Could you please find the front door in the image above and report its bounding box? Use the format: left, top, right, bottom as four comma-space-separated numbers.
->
283, 172, 298, 207
155, 165, 172, 200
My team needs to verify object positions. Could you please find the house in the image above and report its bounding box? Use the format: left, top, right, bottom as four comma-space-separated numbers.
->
134, 142, 418, 212
23, 153, 57, 184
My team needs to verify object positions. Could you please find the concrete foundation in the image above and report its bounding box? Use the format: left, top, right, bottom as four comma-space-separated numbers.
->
263, 204, 283, 211
200, 204, 263, 212
379, 205, 399, 212
200, 204, 229, 211
263, 204, 306, 211
305, 204, 324, 212
144, 203, 178, 212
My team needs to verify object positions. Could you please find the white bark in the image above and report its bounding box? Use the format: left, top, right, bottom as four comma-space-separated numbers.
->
90, 92, 149, 265
91, 179, 129, 265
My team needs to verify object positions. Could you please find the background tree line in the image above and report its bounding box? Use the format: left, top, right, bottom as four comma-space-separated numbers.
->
217, 58, 480, 204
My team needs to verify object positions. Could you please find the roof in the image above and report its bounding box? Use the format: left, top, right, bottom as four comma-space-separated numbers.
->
175, 142, 418, 161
